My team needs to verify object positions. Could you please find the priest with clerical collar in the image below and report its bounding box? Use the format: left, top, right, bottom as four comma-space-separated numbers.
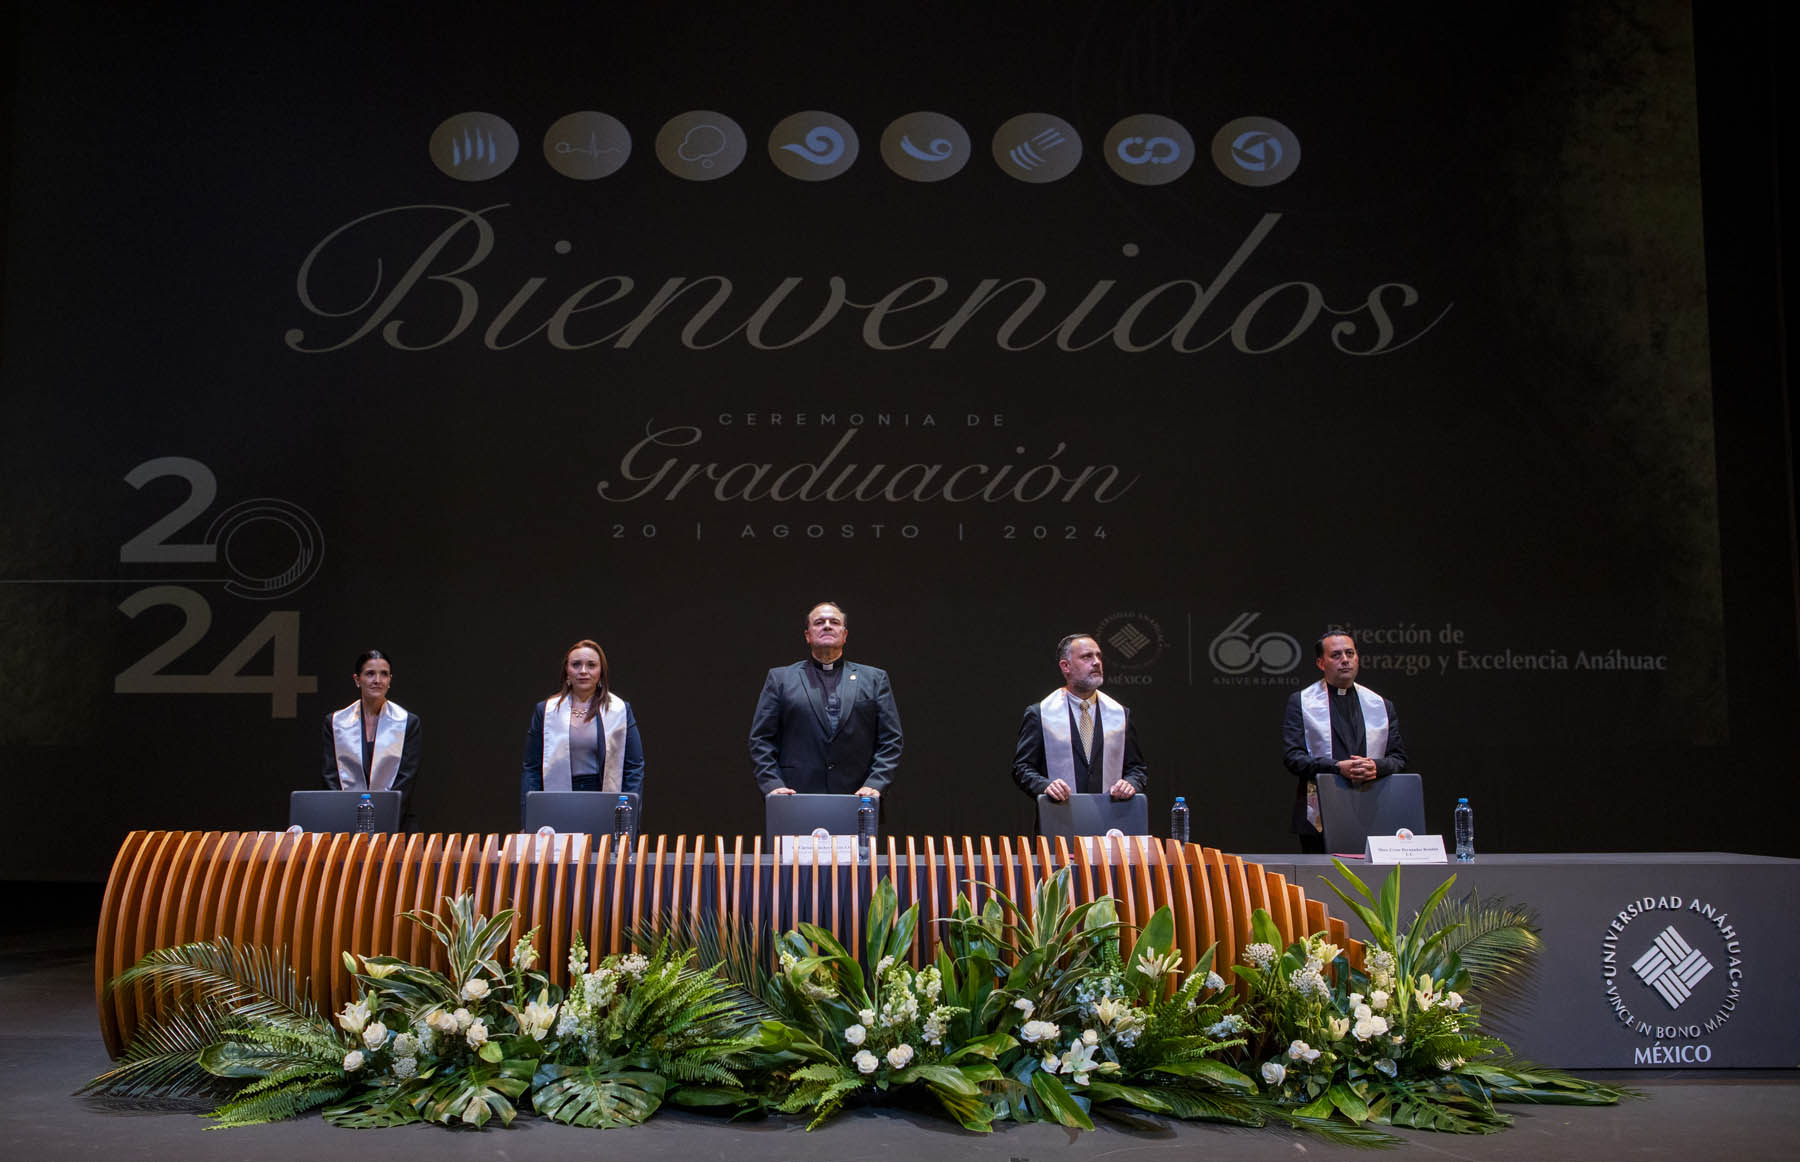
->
1281, 630, 1410, 853
749, 601, 903, 799
1012, 633, 1149, 804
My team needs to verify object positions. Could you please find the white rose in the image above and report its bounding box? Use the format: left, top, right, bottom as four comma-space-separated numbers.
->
860, 1008, 877, 1026
1287, 1039, 1311, 1060
1013, 997, 1035, 1015
1445, 991, 1465, 1011
854, 1050, 879, 1074
343, 1049, 365, 1072
1370, 989, 1389, 1011
1082, 1028, 1099, 1046
1019, 1020, 1060, 1044
361, 1021, 388, 1050
465, 1019, 489, 1049
462, 977, 491, 1002
1261, 1060, 1285, 1086
844, 1023, 867, 1046
428, 1009, 458, 1035
886, 1044, 914, 1069
453, 1007, 474, 1031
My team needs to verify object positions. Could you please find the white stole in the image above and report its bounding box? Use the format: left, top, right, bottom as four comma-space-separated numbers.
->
1298, 680, 1389, 828
1039, 688, 1126, 790
331, 700, 409, 792
541, 692, 627, 793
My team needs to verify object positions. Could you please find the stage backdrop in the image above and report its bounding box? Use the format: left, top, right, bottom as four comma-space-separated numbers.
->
1, 1, 1788, 879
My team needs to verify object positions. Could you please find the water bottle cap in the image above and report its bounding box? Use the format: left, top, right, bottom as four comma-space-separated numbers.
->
860, 796, 872, 804
1457, 797, 1469, 804
618, 795, 629, 803
1174, 796, 1185, 804
359, 793, 372, 801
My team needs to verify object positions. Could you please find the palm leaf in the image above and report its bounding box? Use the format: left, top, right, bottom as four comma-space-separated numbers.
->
102, 938, 318, 1023
1423, 893, 1543, 999
78, 999, 238, 1098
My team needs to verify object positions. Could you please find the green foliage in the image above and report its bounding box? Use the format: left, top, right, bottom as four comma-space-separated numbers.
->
1232, 862, 1630, 1135
530, 1062, 666, 1127
84, 871, 1627, 1141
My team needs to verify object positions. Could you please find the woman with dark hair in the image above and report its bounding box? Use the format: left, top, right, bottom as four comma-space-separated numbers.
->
321, 649, 422, 814
520, 639, 645, 820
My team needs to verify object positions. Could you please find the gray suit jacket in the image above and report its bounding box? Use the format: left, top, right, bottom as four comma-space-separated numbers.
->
748, 660, 902, 795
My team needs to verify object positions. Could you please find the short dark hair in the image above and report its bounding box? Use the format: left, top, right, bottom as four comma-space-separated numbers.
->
1057, 633, 1096, 664
352, 649, 390, 673
1314, 630, 1356, 658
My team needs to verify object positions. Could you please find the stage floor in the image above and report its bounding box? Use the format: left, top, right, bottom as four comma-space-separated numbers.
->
7, 923, 1797, 1161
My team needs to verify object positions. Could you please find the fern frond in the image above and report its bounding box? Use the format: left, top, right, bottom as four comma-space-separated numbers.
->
207, 1079, 352, 1128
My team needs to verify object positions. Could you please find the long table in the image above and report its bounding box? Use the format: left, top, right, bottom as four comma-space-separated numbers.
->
1237, 852, 1800, 1068
95, 831, 1348, 1058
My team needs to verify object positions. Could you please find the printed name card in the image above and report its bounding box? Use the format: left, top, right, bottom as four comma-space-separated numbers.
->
779, 834, 862, 863
1363, 834, 1448, 864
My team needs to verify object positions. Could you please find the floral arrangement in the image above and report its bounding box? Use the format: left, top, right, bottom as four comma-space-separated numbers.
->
84, 894, 760, 1129
86, 863, 1628, 1144
1233, 860, 1632, 1132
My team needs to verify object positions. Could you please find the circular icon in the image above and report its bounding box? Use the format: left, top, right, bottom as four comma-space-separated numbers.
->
205, 498, 325, 600
1103, 114, 1194, 186
544, 111, 631, 180
768, 111, 859, 181
992, 113, 1082, 184
655, 111, 747, 181
1212, 116, 1301, 186
429, 112, 519, 182
879, 112, 970, 182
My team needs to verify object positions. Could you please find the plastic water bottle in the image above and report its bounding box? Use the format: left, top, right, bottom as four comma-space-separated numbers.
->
857, 796, 876, 861
1454, 798, 1475, 861
1170, 796, 1190, 844
613, 795, 634, 844
355, 793, 375, 835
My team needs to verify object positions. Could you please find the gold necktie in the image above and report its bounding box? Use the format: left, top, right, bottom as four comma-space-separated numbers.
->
1078, 700, 1094, 761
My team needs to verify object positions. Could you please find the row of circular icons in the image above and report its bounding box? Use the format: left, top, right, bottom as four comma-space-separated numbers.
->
428, 110, 1300, 188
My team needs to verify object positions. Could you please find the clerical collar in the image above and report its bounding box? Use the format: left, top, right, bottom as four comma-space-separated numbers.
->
810, 656, 841, 672
1332, 684, 1353, 695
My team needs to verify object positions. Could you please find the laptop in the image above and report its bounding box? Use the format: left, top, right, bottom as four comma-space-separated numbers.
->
764, 793, 872, 842
1316, 772, 1426, 854
1036, 792, 1150, 839
288, 789, 402, 833
524, 790, 642, 839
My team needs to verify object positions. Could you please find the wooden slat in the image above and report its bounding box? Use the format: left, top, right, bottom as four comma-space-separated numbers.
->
95, 831, 1362, 1043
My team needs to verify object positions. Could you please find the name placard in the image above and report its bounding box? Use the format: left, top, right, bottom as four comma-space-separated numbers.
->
778, 834, 862, 863
1363, 834, 1448, 864
1075, 834, 1158, 861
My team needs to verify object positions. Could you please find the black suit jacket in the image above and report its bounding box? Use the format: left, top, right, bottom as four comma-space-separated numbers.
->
1012, 699, 1149, 798
748, 660, 903, 795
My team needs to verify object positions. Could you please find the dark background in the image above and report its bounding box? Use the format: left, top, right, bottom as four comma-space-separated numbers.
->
2, 0, 1793, 883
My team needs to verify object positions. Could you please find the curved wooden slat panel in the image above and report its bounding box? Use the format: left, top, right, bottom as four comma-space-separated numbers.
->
94, 832, 1358, 1047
